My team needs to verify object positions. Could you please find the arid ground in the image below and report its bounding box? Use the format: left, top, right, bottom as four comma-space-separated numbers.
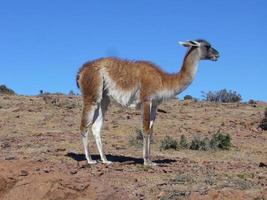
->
0, 95, 266, 200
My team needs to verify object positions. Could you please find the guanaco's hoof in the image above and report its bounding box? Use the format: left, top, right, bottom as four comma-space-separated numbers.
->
87, 160, 97, 164
144, 161, 157, 166
103, 160, 113, 165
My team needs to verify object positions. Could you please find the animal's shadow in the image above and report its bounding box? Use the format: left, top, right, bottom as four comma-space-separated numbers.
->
66, 152, 176, 165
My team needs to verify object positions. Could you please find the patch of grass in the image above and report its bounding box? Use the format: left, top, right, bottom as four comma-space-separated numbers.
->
129, 127, 143, 148
248, 99, 257, 108
183, 95, 198, 102
160, 136, 178, 150
179, 135, 188, 149
163, 191, 191, 200
137, 165, 152, 171
209, 133, 231, 150
259, 108, 267, 131
173, 174, 194, 184
205, 174, 216, 185
202, 89, 241, 103
237, 173, 248, 180
189, 136, 210, 151
160, 133, 231, 151
184, 95, 193, 100
0, 85, 15, 95
221, 177, 253, 190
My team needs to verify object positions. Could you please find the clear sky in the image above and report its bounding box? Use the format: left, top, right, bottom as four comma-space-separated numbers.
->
0, 0, 266, 101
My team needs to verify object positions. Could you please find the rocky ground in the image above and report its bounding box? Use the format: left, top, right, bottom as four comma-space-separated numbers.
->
0, 95, 266, 200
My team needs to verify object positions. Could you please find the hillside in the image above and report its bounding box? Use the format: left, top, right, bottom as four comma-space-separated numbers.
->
0, 95, 266, 200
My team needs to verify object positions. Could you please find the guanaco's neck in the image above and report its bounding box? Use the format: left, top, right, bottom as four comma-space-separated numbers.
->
166, 47, 200, 95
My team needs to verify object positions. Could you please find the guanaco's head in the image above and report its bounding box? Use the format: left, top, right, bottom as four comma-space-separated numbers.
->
179, 39, 220, 61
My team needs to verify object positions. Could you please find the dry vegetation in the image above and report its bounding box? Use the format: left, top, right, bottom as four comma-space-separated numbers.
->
0, 94, 266, 200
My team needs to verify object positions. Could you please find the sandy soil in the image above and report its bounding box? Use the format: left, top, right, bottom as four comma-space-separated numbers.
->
0, 95, 266, 200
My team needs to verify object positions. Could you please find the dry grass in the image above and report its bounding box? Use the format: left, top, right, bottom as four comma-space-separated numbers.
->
0, 95, 266, 200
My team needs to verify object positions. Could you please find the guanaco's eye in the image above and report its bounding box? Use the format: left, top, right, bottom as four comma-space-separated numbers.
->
206, 45, 211, 50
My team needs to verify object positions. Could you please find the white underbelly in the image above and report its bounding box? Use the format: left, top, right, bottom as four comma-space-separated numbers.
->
108, 88, 140, 107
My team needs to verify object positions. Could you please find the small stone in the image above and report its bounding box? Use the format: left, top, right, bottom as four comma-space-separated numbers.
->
70, 170, 78, 175
97, 172, 104, 177
5, 156, 16, 160
157, 191, 166, 199
1, 142, 11, 149
259, 162, 267, 168
115, 168, 123, 171
55, 148, 66, 152
20, 170, 28, 176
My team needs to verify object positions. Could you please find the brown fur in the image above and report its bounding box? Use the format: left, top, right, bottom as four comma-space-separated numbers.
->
77, 57, 182, 102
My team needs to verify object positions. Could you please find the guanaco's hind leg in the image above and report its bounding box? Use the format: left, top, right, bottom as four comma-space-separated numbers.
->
80, 95, 111, 164
91, 95, 112, 164
142, 101, 157, 166
80, 103, 98, 164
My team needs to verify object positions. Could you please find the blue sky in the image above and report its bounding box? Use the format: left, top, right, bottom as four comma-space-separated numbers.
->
0, 1, 266, 101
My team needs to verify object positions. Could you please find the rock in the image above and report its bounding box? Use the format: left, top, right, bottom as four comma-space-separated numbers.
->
55, 148, 66, 152
96, 172, 104, 177
70, 170, 77, 175
259, 162, 267, 168
5, 156, 16, 160
20, 170, 28, 176
1, 142, 11, 149
157, 191, 166, 199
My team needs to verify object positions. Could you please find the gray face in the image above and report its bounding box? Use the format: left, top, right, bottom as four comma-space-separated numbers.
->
197, 39, 220, 61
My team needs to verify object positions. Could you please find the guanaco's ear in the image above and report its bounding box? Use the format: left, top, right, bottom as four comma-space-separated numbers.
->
178, 40, 200, 47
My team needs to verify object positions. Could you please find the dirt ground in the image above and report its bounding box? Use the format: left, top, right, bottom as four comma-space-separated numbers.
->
0, 95, 266, 200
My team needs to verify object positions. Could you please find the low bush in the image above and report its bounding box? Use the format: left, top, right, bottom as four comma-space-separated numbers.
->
160, 133, 231, 151
129, 128, 143, 147
189, 136, 210, 151
184, 95, 193, 100
179, 135, 188, 149
209, 133, 231, 150
202, 89, 241, 103
259, 108, 267, 130
160, 136, 178, 150
38, 91, 65, 96
248, 99, 256, 105
0, 85, 15, 95
68, 90, 76, 96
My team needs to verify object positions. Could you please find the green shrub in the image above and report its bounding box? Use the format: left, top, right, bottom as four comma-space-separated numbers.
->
209, 133, 231, 150
189, 136, 210, 151
160, 133, 231, 151
179, 135, 188, 149
160, 136, 178, 150
248, 99, 256, 105
0, 85, 15, 95
202, 89, 241, 103
129, 127, 143, 147
184, 95, 193, 100
259, 108, 267, 130
68, 90, 75, 96
38, 91, 65, 96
